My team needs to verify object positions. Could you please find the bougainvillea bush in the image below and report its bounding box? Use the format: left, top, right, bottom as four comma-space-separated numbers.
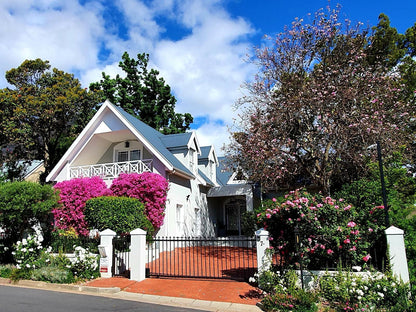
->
53, 176, 109, 236
53, 173, 169, 236
110, 172, 169, 229
257, 189, 386, 269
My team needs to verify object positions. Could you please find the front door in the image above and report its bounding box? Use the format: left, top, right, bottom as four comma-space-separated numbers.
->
224, 198, 246, 236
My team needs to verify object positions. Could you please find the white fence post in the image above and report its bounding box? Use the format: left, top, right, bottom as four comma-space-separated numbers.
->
385, 226, 410, 284
255, 228, 271, 274
130, 228, 147, 281
99, 229, 116, 278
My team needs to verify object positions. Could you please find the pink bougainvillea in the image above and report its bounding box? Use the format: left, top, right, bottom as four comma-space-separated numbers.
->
110, 172, 169, 229
53, 176, 109, 236
53, 173, 169, 235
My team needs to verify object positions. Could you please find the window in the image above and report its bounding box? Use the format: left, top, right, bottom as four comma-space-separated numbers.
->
116, 150, 140, 162
189, 149, 195, 172
114, 141, 142, 163
176, 204, 184, 233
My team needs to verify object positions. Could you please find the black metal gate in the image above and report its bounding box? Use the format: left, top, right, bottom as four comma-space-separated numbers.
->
112, 234, 131, 278
146, 236, 257, 281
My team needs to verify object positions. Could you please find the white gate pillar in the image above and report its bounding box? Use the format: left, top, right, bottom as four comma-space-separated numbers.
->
385, 226, 410, 284
130, 228, 147, 282
99, 229, 116, 278
255, 228, 271, 274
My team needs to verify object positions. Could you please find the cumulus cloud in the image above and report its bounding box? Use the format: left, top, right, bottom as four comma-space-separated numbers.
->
0, 0, 255, 152
0, 1, 104, 83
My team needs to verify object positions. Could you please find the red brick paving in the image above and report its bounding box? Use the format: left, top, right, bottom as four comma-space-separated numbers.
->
86, 277, 263, 305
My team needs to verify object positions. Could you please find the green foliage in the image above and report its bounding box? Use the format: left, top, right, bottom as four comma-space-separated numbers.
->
0, 182, 59, 254
90, 52, 193, 134
31, 266, 74, 284
262, 290, 318, 312
84, 196, 154, 237
0, 59, 101, 181
240, 211, 258, 236
0, 264, 13, 278
50, 230, 99, 254
336, 155, 416, 288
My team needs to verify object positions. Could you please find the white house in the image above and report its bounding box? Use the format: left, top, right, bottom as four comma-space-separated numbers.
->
47, 100, 255, 237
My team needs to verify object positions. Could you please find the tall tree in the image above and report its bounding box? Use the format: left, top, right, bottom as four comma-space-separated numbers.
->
90, 52, 193, 134
227, 6, 414, 195
0, 59, 100, 182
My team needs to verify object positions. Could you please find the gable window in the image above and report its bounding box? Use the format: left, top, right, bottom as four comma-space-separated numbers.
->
189, 149, 195, 172
114, 141, 142, 163
116, 149, 141, 162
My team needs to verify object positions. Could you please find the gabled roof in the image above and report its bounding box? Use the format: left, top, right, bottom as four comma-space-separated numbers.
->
161, 132, 201, 155
216, 157, 233, 186
199, 145, 219, 165
47, 100, 195, 182
111, 104, 194, 178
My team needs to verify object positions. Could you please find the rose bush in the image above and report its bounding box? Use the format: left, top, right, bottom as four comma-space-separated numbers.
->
257, 189, 386, 269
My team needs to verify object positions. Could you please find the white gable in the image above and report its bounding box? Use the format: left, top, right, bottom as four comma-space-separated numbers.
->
94, 110, 127, 134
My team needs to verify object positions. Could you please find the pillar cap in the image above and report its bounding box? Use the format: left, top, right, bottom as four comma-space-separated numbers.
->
255, 228, 269, 236
385, 226, 404, 235
130, 228, 146, 235
100, 229, 116, 236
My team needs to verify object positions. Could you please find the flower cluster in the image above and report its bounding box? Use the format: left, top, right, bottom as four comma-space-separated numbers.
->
110, 172, 169, 228
53, 177, 108, 236
53, 173, 169, 235
70, 246, 99, 280
319, 270, 411, 311
257, 189, 385, 268
12, 233, 51, 270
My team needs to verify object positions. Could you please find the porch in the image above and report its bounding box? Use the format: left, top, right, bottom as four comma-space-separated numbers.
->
69, 159, 153, 179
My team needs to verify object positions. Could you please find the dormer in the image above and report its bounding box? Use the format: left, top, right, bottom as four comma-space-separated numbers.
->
198, 145, 219, 184
160, 132, 201, 174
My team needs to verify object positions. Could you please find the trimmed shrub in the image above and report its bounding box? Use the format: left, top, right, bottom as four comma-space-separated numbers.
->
84, 196, 154, 237
110, 172, 169, 229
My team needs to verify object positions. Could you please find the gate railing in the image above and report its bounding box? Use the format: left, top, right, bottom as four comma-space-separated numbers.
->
112, 234, 131, 278
146, 236, 257, 281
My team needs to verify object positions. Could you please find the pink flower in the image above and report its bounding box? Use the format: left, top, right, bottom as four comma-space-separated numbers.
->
363, 254, 371, 262
272, 198, 277, 202
368, 228, 374, 233
327, 249, 334, 255
266, 213, 271, 219
347, 221, 356, 228
344, 239, 351, 244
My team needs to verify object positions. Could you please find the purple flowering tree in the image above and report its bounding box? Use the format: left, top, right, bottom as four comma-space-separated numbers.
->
227, 5, 414, 194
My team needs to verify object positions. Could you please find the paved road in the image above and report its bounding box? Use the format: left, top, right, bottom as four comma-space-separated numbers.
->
0, 285, 205, 312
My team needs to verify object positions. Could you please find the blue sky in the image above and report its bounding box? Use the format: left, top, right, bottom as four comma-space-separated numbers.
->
1, 0, 415, 154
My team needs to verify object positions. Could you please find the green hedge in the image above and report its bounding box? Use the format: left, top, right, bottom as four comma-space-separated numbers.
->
84, 196, 154, 238
0, 181, 59, 263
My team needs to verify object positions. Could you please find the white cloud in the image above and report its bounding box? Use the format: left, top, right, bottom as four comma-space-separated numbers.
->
0, 0, 255, 152
0, 1, 104, 79
153, 0, 255, 126
194, 120, 230, 156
